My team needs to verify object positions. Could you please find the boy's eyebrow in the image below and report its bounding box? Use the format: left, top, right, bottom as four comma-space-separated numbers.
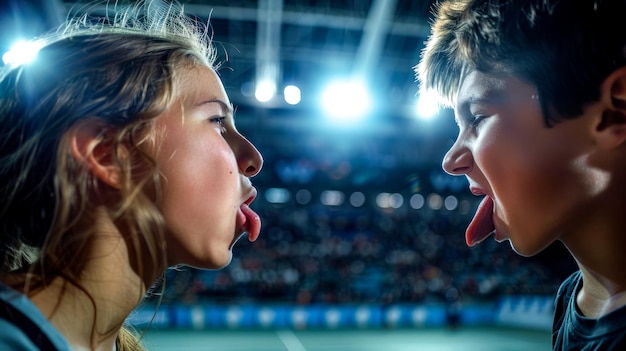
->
466, 89, 508, 105
457, 89, 511, 112
455, 89, 509, 123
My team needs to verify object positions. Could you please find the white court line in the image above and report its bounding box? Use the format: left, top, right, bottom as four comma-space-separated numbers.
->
276, 330, 308, 351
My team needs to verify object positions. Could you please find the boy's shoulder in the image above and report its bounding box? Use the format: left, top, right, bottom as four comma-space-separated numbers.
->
553, 270, 626, 350
553, 270, 581, 332
555, 270, 581, 300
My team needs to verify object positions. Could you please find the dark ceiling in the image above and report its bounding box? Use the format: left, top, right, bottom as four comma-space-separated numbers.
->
1, 0, 462, 194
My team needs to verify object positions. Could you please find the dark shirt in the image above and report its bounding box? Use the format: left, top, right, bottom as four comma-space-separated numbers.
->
553, 271, 626, 350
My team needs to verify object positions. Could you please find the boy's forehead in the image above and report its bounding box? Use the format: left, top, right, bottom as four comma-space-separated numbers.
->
457, 71, 509, 100
454, 60, 513, 102
456, 70, 537, 106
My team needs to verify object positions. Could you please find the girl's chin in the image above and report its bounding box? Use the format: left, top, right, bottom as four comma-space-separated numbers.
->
203, 253, 234, 270
172, 252, 234, 270
221, 251, 234, 268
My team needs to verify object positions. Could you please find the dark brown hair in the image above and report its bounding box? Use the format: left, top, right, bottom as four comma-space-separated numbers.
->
416, 0, 626, 125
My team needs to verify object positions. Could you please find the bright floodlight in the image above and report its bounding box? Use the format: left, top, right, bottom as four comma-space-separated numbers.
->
2, 40, 43, 67
255, 80, 276, 103
283, 85, 301, 105
415, 90, 440, 120
321, 79, 372, 122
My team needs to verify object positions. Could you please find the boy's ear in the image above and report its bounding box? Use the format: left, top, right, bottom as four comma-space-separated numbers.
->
595, 66, 626, 149
68, 120, 122, 189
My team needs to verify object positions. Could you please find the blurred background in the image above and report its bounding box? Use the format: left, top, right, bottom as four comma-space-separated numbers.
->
1, 0, 578, 348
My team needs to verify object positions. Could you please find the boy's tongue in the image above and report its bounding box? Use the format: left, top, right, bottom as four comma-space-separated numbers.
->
466, 196, 495, 246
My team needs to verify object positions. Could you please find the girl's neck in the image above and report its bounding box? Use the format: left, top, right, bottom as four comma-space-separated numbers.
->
29, 220, 148, 351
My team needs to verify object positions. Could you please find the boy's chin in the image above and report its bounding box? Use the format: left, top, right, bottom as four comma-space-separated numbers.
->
509, 240, 547, 258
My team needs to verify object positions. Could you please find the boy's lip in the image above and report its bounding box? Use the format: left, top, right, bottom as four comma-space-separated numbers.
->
469, 186, 486, 196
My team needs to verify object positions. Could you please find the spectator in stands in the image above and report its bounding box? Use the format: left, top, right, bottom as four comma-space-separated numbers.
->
0, 1, 262, 350
416, 0, 626, 349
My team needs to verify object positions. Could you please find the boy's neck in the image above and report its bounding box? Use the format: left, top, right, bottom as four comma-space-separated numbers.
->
576, 264, 626, 318
564, 197, 626, 318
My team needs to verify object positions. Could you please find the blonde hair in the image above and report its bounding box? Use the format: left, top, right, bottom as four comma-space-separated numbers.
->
0, 1, 217, 349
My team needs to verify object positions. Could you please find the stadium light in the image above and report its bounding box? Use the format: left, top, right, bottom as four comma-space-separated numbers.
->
415, 90, 440, 120
321, 78, 372, 123
283, 84, 301, 105
2, 39, 43, 67
255, 80, 276, 103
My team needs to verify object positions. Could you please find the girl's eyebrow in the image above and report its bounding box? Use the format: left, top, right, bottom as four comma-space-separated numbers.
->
198, 98, 235, 116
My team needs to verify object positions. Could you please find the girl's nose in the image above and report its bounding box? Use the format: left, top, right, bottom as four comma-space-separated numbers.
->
237, 136, 263, 177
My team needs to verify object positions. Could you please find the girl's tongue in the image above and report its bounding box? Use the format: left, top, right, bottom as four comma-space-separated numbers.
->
466, 196, 495, 246
239, 203, 261, 242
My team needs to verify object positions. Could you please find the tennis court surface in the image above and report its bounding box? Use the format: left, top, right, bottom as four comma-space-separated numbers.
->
140, 327, 551, 351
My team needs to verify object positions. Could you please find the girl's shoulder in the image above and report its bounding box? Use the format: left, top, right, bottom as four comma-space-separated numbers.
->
0, 283, 71, 351
0, 318, 43, 350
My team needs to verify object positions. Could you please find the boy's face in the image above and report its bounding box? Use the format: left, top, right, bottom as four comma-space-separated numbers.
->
151, 65, 263, 269
442, 69, 601, 256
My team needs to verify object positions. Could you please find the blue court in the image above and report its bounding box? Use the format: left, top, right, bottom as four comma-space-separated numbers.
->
140, 327, 551, 351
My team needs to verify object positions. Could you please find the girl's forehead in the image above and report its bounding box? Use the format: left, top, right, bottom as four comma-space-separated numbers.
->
174, 65, 228, 102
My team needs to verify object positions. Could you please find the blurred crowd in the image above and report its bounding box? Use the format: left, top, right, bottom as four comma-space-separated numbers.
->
154, 198, 577, 306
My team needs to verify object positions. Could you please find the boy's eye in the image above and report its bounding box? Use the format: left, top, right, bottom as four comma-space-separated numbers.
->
456, 114, 485, 129
469, 115, 485, 127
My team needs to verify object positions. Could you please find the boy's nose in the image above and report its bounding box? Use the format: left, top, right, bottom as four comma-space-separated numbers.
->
442, 141, 472, 176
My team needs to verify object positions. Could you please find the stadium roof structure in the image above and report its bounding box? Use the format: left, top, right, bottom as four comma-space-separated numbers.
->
1, 0, 459, 192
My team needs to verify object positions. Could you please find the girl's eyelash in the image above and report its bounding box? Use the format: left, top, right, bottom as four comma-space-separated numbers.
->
211, 116, 225, 124
210, 116, 227, 133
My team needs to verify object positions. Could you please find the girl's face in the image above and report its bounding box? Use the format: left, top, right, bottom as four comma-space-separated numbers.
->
152, 64, 263, 269
442, 69, 606, 256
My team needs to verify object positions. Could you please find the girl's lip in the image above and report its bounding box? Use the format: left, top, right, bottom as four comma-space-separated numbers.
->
243, 187, 257, 205
238, 202, 261, 242
234, 187, 261, 244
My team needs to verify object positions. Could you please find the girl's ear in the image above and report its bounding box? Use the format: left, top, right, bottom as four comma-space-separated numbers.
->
68, 120, 122, 189
594, 66, 626, 149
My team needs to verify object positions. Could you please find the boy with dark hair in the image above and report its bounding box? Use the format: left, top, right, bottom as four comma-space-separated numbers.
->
416, 0, 626, 349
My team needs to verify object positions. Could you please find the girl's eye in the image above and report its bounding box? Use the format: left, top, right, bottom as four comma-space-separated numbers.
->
210, 116, 227, 133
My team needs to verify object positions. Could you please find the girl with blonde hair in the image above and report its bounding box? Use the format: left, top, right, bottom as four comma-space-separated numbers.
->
0, 1, 263, 350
